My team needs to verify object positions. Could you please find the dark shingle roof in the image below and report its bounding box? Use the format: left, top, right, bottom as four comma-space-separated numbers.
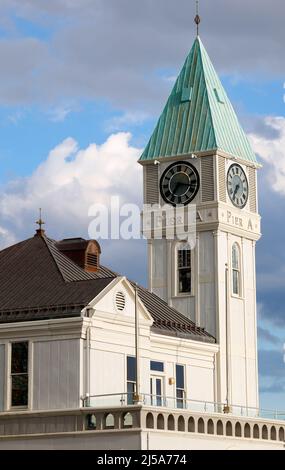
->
0, 234, 114, 322
136, 284, 214, 343
0, 233, 215, 343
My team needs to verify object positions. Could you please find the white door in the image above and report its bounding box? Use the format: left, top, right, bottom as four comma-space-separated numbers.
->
150, 376, 164, 407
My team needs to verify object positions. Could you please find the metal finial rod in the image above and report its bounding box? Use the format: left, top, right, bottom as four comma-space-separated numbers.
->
195, 0, 201, 36
36, 208, 45, 231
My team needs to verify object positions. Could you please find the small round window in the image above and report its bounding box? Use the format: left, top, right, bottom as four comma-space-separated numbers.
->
115, 291, 126, 312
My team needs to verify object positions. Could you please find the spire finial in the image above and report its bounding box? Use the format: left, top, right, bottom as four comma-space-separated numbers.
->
194, 0, 201, 36
35, 208, 45, 236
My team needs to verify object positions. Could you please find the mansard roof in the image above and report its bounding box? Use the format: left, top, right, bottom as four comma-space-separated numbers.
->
140, 37, 257, 164
0, 233, 215, 343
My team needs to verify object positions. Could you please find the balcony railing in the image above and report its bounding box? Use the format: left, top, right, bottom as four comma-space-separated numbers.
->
82, 393, 285, 422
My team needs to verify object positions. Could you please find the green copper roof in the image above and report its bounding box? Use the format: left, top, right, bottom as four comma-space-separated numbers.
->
140, 37, 257, 164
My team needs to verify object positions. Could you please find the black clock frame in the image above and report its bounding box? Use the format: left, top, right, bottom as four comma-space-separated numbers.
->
159, 161, 200, 207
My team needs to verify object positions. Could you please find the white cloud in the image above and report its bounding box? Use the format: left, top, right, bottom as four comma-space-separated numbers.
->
249, 116, 285, 195
7, 110, 25, 125
0, 226, 16, 249
0, 1, 283, 112
0, 132, 142, 247
105, 111, 150, 132
48, 106, 72, 122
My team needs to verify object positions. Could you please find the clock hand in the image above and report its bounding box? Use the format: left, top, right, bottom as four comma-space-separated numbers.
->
172, 182, 190, 195
233, 184, 240, 198
172, 182, 179, 194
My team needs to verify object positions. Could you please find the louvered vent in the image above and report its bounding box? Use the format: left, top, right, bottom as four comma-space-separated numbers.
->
201, 156, 214, 202
86, 252, 98, 268
115, 291, 126, 312
218, 156, 226, 202
144, 165, 159, 205
249, 167, 257, 213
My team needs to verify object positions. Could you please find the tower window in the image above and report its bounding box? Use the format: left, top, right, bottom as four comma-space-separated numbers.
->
232, 243, 241, 296
177, 245, 192, 294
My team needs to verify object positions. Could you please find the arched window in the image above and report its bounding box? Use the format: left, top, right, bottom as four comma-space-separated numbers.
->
177, 242, 192, 294
104, 413, 115, 429
167, 414, 175, 431
232, 243, 241, 296
146, 413, 154, 429
157, 414, 165, 430
178, 416, 185, 432
122, 412, 133, 428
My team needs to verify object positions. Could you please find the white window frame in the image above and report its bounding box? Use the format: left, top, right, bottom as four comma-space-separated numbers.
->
174, 242, 194, 297
176, 363, 186, 409
8, 340, 32, 411
232, 242, 242, 298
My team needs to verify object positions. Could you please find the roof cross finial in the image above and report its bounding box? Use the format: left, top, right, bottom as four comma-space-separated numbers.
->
35, 208, 45, 236
194, 0, 201, 36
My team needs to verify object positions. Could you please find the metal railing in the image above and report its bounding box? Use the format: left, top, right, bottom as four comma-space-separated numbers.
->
82, 393, 285, 422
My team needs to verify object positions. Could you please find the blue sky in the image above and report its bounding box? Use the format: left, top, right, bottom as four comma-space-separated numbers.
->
0, 0, 284, 412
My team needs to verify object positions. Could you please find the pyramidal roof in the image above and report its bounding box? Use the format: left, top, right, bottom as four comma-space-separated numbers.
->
140, 37, 257, 164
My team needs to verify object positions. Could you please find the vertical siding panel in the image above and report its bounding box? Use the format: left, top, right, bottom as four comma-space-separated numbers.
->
144, 165, 159, 205
33, 340, 80, 411
201, 156, 214, 202
32, 343, 39, 410
249, 167, 257, 213
0, 345, 5, 411
218, 156, 226, 202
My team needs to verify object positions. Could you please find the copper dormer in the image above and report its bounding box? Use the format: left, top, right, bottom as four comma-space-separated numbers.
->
56, 238, 101, 272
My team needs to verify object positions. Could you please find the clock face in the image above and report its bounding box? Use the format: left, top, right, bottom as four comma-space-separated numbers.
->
227, 164, 249, 209
160, 161, 200, 206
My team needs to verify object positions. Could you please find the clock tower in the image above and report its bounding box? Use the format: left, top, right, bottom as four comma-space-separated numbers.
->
139, 36, 261, 410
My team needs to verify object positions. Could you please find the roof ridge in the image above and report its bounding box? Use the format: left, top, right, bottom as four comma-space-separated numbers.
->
42, 236, 96, 283
196, 37, 218, 151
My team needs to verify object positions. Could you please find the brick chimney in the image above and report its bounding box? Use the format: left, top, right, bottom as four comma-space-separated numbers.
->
56, 238, 101, 273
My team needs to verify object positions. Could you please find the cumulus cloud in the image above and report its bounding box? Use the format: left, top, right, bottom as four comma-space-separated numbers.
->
249, 117, 285, 195
0, 132, 142, 244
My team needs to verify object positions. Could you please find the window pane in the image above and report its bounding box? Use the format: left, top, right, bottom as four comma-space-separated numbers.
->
178, 250, 191, 268
11, 375, 28, 407
233, 270, 239, 295
127, 382, 135, 405
156, 379, 162, 396
127, 356, 136, 382
176, 389, 185, 409
150, 361, 164, 372
11, 342, 28, 374
179, 268, 191, 293
232, 244, 239, 269
176, 365, 184, 389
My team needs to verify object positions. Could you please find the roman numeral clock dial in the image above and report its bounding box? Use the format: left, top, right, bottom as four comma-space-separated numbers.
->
227, 164, 249, 209
160, 161, 200, 206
